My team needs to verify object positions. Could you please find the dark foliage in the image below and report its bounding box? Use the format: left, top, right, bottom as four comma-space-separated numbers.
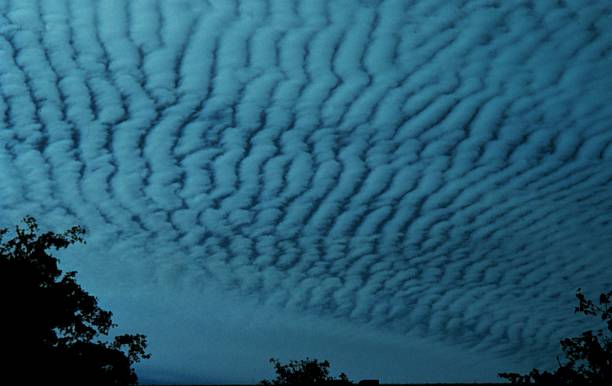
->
260, 357, 352, 385
499, 288, 611, 384
0, 216, 150, 385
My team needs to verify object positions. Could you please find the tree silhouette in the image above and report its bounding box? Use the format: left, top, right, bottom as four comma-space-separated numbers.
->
0, 216, 150, 385
499, 288, 611, 384
260, 357, 352, 385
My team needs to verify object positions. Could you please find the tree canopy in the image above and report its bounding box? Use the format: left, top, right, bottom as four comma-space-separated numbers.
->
0, 216, 150, 385
499, 288, 611, 384
260, 357, 352, 385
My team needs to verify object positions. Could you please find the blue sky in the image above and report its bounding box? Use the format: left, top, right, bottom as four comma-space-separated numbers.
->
1, 0, 611, 383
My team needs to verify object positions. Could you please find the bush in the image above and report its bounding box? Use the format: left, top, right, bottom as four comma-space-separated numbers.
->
260, 357, 352, 385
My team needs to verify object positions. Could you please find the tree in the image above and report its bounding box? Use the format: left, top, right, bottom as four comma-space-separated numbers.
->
260, 357, 352, 385
0, 216, 150, 385
499, 288, 611, 384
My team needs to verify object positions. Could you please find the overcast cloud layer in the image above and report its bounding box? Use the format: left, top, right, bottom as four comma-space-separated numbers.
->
1, 0, 612, 383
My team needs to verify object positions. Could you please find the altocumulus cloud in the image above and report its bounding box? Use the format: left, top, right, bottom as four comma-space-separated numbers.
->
1, 0, 612, 383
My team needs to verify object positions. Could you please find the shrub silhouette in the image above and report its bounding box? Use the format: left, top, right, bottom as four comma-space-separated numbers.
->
260, 357, 352, 385
499, 288, 611, 384
0, 216, 150, 385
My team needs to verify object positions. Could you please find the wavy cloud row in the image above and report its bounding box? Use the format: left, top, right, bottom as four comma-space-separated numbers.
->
1, 0, 611, 381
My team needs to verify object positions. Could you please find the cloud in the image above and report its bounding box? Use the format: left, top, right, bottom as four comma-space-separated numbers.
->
1, 0, 612, 383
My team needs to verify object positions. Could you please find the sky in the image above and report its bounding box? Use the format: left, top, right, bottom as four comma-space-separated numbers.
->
0, 0, 611, 383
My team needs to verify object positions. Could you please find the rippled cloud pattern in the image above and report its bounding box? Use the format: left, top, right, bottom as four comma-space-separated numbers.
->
1, 0, 612, 382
